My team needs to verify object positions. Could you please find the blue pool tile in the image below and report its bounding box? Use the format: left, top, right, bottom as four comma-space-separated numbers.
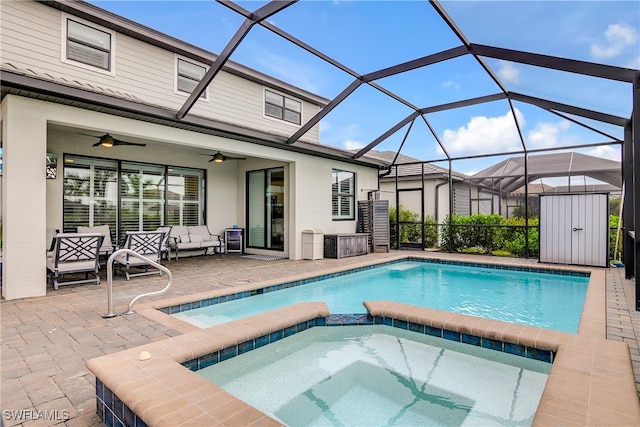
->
526, 347, 553, 363
315, 317, 327, 327
255, 335, 269, 348
199, 352, 219, 369
424, 325, 442, 338
443, 329, 461, 342
97, 399, 105, 422
122, 404, 135, 427
113, 394, 124, 421
297, 321, 309, 332
481, 338, 503, 352
135, 415, 148, 427
104, 386, 114, 408
220, 346, 238, 362
96, 378, 104, 401
504, 342, 526, 358
408, 322, 424, 333
269, 330, 284, 342
284, 325, 297, 337
372, 316, 384, 325
238, 340, 255, 355
103, 407, 114, 427
182, 359, 198, 371
461, 334, 481, 346
393, 319, 408, 330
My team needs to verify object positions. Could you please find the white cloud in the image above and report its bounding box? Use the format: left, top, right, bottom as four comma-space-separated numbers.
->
441, 109, 525, 155
442, 80, 461, 90
526, 120, 570, 149
585, 145, 621, 162
343, 139, 364, 150
497, 61, 520, 85
591, 23, 638, 60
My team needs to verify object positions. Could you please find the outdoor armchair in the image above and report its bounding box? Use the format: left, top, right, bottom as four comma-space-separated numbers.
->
77, 225, 115, 261
46, 233, 104, 290
113, 231, 166, 280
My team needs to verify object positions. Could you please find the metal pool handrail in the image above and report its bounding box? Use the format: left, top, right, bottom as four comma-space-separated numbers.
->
103, 249, 173, 318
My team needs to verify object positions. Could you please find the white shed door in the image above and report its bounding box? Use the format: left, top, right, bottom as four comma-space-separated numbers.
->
539, 194, 608, 267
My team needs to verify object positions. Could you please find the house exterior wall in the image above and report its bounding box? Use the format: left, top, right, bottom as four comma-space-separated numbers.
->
0, 0, 322, 142
380, 179, 446, 220
1, 95, 380, 299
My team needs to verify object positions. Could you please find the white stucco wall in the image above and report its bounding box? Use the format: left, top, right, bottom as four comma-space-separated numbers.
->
1, 95, 380, 299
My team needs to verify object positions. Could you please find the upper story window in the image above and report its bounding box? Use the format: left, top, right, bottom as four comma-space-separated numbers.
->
332, 169, 355, 220
265, 89, 301, 125
65, 19, 112, 71
176, 58, 207, 99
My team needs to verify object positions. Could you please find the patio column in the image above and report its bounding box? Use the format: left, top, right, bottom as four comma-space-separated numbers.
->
1, 95, 48, 299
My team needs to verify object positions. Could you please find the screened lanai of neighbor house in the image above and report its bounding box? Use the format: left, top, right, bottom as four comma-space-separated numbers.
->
1, 0, 638, 305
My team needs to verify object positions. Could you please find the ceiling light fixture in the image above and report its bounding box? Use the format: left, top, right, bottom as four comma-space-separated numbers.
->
99, 134, 115, 148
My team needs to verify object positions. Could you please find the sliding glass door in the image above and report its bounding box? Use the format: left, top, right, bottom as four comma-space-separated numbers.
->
247, 167, 284, 251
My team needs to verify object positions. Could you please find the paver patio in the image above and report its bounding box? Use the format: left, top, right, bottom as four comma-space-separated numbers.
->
1, 251, 638, 426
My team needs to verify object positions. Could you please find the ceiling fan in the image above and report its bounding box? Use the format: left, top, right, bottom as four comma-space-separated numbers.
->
80, 133, 147, 148
204, 151, 246, 163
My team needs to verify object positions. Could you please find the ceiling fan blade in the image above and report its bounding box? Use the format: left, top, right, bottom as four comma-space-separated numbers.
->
225, 155, 246, 160
92, 141, 102, 147
113, 139, 146, 147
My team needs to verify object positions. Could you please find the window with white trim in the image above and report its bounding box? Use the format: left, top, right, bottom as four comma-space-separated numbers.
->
332, 169, 355, 220
176, 58, 207, 99
65, 19, 112, 71
265, 89, 301, 125
63, 156, 205, 242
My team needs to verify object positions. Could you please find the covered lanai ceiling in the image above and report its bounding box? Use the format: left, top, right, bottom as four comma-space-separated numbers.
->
111, 0, 639, 172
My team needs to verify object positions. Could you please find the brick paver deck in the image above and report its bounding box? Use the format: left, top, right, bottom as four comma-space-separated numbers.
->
1, 251, 638, 425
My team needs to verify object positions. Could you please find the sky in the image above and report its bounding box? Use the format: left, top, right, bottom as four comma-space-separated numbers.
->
88, 0, 639, 176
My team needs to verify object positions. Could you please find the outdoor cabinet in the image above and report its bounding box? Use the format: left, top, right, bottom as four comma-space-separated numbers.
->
539, 193, 609, 267
225, 228, 244, 254
323, 233, 369, 259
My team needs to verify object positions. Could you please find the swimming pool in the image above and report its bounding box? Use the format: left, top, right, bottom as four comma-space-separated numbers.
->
197, 325, 550, 426
172, 259, 589, 332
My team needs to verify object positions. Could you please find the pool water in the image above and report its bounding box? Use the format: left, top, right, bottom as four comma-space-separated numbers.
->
197, 325, 550, 426
174, 260, 589, 332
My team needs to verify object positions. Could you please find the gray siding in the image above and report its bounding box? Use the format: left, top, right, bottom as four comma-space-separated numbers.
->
1, 1, 321, 142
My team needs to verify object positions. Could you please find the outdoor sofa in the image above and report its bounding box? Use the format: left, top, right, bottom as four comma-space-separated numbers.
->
168, 225, 224, 260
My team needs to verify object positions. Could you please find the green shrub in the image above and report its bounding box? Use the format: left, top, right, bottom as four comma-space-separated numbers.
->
389, 207, 439, 249
610, 215, 622, 261
442, 214, 539, 257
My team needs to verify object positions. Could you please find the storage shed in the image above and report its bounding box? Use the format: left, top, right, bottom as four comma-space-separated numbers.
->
539, 193, 609, 267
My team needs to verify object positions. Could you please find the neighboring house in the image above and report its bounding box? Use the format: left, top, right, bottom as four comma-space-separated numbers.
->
0, 0, 383, 299
372, 151, 489, 224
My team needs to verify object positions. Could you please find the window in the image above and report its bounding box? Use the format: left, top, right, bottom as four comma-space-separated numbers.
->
63, 156, 205, 242
177, 58, 207, 98
63, 157, 118, 239
65, 19, 112, 71
332, 169, 355, 220
265, 90, 301, 125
